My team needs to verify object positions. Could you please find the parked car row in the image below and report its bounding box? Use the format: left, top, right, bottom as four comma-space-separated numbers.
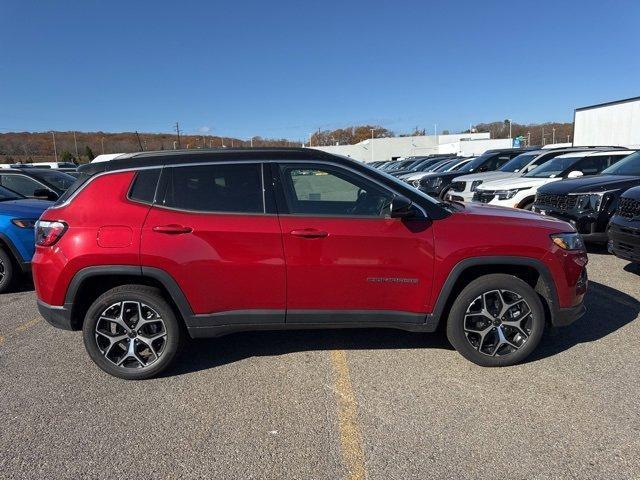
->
370, 147, 640, 265
0, 167, 76, 291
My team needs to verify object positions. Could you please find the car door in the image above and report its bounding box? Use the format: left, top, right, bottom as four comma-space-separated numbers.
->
140, 162, 286, 324
273, 161, 435, 324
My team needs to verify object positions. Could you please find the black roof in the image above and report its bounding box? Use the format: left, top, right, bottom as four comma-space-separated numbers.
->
79, 148, 342, 175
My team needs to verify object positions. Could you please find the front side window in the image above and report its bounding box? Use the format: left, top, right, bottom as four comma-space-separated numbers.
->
279, 164, 393, 217
162, 163, 263, 213
601, 151, 640, 176
0, 174, 46, 197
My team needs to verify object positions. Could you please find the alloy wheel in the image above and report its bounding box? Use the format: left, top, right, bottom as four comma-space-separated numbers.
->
463, 289, 533, 357
94, 301, 167, 369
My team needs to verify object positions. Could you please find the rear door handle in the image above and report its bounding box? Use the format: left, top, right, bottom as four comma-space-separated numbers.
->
153, 224, 193, 234
290, 228, 328, 239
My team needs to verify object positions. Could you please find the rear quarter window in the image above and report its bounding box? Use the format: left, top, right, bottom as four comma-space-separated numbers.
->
128, 169, 161, 204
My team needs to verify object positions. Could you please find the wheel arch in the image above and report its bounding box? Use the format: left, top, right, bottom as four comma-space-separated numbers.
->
0, 232, 30, 272
64, 266, 194, 330
432, 256, 559, 329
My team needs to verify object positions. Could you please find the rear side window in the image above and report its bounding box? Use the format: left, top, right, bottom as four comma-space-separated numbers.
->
162, 163, 264, 213
129, 169, 161, 204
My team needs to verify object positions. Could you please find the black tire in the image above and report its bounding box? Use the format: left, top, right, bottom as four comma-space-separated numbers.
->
0, 248, 15, 294
446, 274, 545, 367
519, 200, 534, 211
82, 285, 183, 380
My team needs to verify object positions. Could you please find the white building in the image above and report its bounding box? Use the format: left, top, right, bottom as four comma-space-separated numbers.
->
573, 96, 640, 148
310, 133, 512, 163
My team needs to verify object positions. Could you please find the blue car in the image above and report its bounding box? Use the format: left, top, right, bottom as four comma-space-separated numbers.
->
0, 186, 52, 292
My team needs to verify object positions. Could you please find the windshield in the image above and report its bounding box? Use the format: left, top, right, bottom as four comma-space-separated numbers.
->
445, 159, 470, 172
455, 153, 493, 173
431, 160, 457, 172
524, 155, 584, 178
0, 185, 25, 201
499, 153, 539, 173
35, 170, 77, 191
601, 151, 640, 176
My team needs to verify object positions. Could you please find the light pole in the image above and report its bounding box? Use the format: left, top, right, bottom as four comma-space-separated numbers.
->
507, 119, 512, 139
51, 131, 58, 161
101, 137, 105, 154
552, 127, 556, 144
370, 128, 375, 163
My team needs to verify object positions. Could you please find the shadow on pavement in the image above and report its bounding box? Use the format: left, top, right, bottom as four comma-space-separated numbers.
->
623, 262, 640, 276
530, 280, 639, 362
165, 326, 452, 377
166, 280, 638, 376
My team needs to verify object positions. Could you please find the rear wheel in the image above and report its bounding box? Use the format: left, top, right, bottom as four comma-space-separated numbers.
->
82, 285, 183, 380
0, 248, 15, 294
446, 274, 545, 367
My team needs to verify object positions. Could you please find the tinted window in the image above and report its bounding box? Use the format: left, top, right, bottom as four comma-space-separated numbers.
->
34, 170, 76, 191
601, 151, 640, 176
571, 155, 618, 176
163, 163, 263, 213
525, 155, 585, 178
0, 185, 24, 201
0, 174, 46, 197
129, 169, 161, 203
279, 164, 393, 217
499, 153, 539, 172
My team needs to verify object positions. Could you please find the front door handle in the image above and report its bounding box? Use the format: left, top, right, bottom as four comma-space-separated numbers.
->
290, 228, 328, 239
153, 224, 193, 234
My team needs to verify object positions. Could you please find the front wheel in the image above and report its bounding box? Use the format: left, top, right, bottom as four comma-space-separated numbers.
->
0, 248, 15, 293
446, 274, 545, 367
82, 285, 183, 380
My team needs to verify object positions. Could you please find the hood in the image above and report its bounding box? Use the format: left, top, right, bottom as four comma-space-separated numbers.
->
452, 171, 518, 183
0, 199, 53, 218
455, 201, 571, 229
537, 175, 640, 195
476, 176, 558, 191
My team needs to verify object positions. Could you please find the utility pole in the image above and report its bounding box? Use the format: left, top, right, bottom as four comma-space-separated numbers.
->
175, 122, 181, 148
101, 137, 105, 154
135, 131, 144, 151
209, 139, 213, 148
508, 119, 512, 139
527, 131, 531, 146
250, 137, 253, 148
370, 128, 375, 163
73, 131, 79, 159
51, 132, 58, 161
552, 127, 556, 144
541, 127, 545, 146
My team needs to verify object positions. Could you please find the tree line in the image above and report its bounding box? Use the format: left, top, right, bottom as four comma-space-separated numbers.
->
0, 131, 300, 164
0, 120, 573, 164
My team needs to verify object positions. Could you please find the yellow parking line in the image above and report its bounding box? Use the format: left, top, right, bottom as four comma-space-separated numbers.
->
330, 350, 366, 480
14, 317, 41, 333
0, 335, 4, 345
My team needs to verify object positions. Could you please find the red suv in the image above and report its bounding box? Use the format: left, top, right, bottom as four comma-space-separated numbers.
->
33, 149, 588, 379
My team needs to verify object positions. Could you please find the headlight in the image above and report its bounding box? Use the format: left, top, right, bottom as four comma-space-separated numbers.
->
494, 188, 524, 200
11, 218, 37, 229
574, 192, 606, 212
470, 180, 483, 192
551, 232, 585, 251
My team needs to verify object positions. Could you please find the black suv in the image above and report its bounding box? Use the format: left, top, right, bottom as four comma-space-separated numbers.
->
607, 186, 640, 263
418, 148, 529, 199
533, 150, 638, 243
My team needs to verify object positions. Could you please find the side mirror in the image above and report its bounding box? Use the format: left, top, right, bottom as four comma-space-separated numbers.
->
33, 188, 57, 200
390, 195, 416, 218
567, 171, 584, 179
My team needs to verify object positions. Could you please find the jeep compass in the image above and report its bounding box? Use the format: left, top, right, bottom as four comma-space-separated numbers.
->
33, 149, 588, 379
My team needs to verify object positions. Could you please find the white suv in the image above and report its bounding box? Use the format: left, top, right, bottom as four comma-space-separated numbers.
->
446, 149, 580, 202
472, 150, 632, 210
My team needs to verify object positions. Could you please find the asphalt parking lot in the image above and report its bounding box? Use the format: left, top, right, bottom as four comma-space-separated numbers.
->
0, 247, 638, 480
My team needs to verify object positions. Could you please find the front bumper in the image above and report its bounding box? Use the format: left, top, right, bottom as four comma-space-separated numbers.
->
37, 299, 74, 331
607, 220, 640, 262
554, 302, 587, 327
532, 206, 610, 242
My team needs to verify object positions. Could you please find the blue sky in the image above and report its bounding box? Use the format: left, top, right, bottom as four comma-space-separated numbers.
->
1, 0, 638, 140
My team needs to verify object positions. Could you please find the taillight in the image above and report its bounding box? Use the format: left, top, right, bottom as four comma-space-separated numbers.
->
35, 220, 68, 246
